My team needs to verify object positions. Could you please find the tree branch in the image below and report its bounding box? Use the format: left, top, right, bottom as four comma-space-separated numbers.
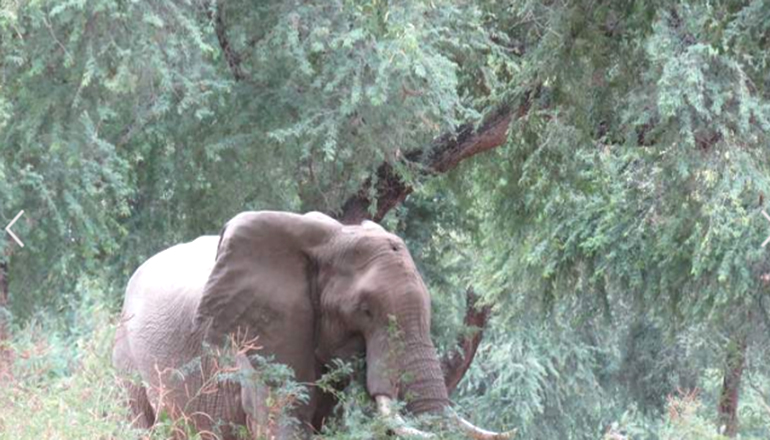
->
442, 288, 492, 394
338, 96, 531, 225
208, 1, 244, 81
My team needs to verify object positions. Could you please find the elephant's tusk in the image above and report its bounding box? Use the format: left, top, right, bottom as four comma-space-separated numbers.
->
449, 410, 517, 440
375, 396, 515, 440
375, 395, 434, 438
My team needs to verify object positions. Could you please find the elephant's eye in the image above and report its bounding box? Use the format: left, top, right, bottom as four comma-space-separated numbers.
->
360, 304, 373, 319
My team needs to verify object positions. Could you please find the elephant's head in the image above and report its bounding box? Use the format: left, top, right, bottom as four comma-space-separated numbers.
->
313, 217, 447, 414
194, 211, 510, 438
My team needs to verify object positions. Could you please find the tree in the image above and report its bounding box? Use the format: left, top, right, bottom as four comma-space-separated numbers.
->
3, 1, 770, 438
465, 2, 770, 436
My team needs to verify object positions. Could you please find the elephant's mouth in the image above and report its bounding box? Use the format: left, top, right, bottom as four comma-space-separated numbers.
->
375, 395, 516, 439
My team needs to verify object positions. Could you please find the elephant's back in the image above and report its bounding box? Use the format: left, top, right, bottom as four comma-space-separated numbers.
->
127, 235, 219, 303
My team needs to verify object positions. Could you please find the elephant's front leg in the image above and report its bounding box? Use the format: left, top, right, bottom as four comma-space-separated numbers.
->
237, 353, 312, 440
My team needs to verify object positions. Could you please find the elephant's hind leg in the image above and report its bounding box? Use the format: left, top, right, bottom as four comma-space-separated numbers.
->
119, 376, 156, 428
113, 324, 155, 428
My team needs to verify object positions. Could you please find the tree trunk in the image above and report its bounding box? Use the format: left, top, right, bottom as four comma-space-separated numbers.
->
441, 288, 491, 394
718, 334, 748, 437
0, 261, 8, 338
206, 1, 244, 81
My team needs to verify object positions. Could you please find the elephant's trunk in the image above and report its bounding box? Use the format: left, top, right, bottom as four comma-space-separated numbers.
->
365, 295, 450, 414
366, 319, 515, 439
399, 339, 450, 414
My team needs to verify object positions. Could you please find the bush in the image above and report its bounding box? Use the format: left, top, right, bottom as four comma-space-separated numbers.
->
0, 278, 136, 440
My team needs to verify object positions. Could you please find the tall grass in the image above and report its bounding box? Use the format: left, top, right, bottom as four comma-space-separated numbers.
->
0, 278, 136, 440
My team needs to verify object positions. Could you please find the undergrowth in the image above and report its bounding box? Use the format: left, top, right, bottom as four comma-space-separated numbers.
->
0, 279, 136, 440
0, 278, 768, 439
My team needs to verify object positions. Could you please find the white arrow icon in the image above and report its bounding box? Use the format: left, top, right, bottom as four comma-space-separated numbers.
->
5, 210, 24, 248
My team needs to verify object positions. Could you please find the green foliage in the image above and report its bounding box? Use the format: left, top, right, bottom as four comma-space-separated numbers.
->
394, 2, 770, 437
237, 352, 311, 427
620, 320, 677, 414
454, 312, 619, 439
0, 0, 230, 316
316, 357, 359, 401
0, 0, 507, 316
468, 0, 770, 324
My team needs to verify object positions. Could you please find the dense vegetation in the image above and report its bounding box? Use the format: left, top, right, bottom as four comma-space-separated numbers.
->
2, 0, 770, 438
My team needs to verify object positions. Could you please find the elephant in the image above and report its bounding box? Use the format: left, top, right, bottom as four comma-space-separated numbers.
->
113, 211, 512, 439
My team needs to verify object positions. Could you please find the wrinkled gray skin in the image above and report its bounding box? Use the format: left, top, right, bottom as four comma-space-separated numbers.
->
113, 211, 449, 439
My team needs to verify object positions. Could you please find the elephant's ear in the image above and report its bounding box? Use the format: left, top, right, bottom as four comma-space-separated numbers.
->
195, 211, 339, 345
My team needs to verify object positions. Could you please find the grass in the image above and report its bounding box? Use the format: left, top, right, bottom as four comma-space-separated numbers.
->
0, 302, 137, 440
